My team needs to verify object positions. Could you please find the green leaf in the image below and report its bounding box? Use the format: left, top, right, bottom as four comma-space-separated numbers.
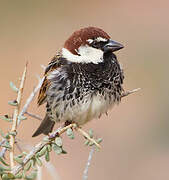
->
2, 174, 8, 180
0, 164, 4, 171
22, 151, 28, 156
25, 170, 37, 180
31, 159, 36, 167
0, 128, 5, 138
30, 159, 35, 168
5, 134, 10, 139
84, 140, 89, 146
16, 154, 24, 158
96, 138, 103, 144
0, 157, 9, 166
7, 173, 15, 179
52, 144, 62, 155
8, 100, 18, 106
22, 169, 26, 179
66, 128, 74, 139
0, 116, 12, 122
2, 141, 11, 149
89, 129, 93, 138
24, 160, 32, 171
38, 146, 47, 157
45, 150, 50, 162
88, 141, 94, 146
52, 144, 63, 155
9, 82, 18, 92
0, 164, 11, 171
55, 137, 62, 147
66, 128, 73, 136
35, 157, 42, 167
15, 171, 23, 179
47, 144, 52, 152
18, 115, 27, 121
2, 173, 15, 180
14, 156, 23, 164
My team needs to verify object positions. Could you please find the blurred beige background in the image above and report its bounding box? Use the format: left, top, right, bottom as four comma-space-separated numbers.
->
1, 0, 169, 179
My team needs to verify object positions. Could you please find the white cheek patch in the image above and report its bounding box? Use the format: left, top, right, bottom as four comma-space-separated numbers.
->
62, 45, 104, 64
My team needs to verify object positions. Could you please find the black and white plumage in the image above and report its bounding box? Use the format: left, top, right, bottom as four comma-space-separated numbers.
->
32, 27, 124, 137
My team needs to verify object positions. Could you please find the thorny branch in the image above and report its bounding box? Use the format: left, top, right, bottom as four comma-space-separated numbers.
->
11, 123, 75, 175
25, 112, 42, 121
0, 147, 7, 159
11, 123, 102, 175
0, 69, 44, 161
9, 63, 27, 169
76, 128, 101, 149
121, 88, 141, 98
0, 139, 6, 147
16, 139, 61, 180
17, 77, 44, 126
83, 147, 95, 180
0, 63, 140, 179
0, 139, 7, 158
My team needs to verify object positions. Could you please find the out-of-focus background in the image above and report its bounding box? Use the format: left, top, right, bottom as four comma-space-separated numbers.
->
1, 0, 169, 179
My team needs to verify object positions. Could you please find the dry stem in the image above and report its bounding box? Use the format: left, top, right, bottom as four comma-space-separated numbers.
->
18, 77, 44, 125
25, 111, 42, 121
121, 88, 141, 98
76, 128, 101, 149
83, 147, 95, 180
9, 63, 27, 169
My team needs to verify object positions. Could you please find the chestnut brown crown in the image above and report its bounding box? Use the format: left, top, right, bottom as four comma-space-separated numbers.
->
64, 27, 110, 55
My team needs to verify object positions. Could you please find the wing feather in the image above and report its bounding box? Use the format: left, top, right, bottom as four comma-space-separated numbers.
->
37, 52, 62, 106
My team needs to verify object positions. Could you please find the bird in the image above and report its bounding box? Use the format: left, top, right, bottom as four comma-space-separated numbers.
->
32, 26, 124, 137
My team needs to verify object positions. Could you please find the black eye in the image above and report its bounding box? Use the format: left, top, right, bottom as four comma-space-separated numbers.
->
91, 40, 107, 49
91, 42, 97, 48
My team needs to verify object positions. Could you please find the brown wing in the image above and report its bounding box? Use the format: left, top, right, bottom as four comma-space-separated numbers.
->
37, 52, 62, 106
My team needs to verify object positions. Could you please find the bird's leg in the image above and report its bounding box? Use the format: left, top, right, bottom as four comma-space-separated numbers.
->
48, 121, 77, 139
64, 120, 73, 127
64, 120, 79, 129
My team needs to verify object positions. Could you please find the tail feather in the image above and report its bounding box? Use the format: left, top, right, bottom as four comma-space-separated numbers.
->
32, 115, 55, 137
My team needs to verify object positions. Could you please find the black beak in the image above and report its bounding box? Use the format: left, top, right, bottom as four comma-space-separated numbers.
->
103, 40, 124, 53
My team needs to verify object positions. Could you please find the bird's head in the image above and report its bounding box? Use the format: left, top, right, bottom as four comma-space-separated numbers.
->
62, 27, 124, 64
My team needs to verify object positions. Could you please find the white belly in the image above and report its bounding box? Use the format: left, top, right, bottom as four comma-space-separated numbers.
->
52, 93, 115, 125
63, 94, 114, 125
88, 94, 111, 119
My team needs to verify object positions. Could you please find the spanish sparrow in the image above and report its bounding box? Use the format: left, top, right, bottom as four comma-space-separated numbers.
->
32, 27, 124, 137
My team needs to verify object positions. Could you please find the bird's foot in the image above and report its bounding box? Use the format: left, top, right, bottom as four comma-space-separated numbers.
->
48, 131, 59, 139
64, 121, 79, 129
64, 120, 73, 127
